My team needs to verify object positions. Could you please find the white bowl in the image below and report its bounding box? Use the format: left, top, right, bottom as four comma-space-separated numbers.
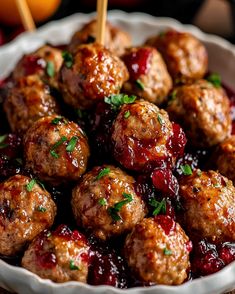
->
0, 10, 235, 294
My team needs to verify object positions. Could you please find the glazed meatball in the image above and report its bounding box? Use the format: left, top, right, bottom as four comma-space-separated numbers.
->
111, 99, 185, 172
212, 136, 235, 184
146, 30, 208, 83
122, 46, 172, 105
4, 75, 60, 134
166, 80, 231, 148
124, 216, 191, 285
179, 169, 235, 242
22, 225, 90, 283
71, 165, 147, 240
13, 45, 63, 89
59, 43, 129, 109
0, 175, 56, 256
68, 19, 131, 56
24, 115, 90, 185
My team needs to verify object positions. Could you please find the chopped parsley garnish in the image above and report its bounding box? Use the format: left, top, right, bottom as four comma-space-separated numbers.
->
96, 167, 110, 180
104, 94, 136, 110
37, 206, 47, 212
46, 61, 55, 77
214, 183, 220, 188
46, 232, 52, 238
62, 51, 74, 68
98, 198, 107, 206
51, 117, 67, 125
66, 136, 78, 152
69, 260, 80, 271
168, 90, 177, 103
135, 79, 145, 90
180, 164, 192, 176
124, 110, 130, 119
159, 31, 166, 38
26, 179, 36, 192
108, 193, 133, 221
50, 136, 67, 158
163, 247, 172, 255
15, 158, 23, 165
206, 73, 221, 88
157, 114, 164, 125
0, 134, 8, 149
149, 198, 166, 216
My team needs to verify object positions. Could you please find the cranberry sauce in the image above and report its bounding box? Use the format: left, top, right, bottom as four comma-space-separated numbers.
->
191, 239, 235, 277
122, 47, 152, 80
88, 235, 129, 288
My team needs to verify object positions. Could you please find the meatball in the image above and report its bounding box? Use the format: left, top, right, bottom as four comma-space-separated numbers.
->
68, 19, 131, 56
24, 115, 90, 185
59, 43, 129, 109
212, 136, 235, 184
4, 75, 60, 134
179, 169, 235, 242
124, 216, 191, 285
166, 80, 231, 148
71, 165, 146, 240
22, 225, 90, 283
146, 30, 208, 83
0, 175, 56, 256
122, 46, 172, 105
111, 99, 184, 172
13, 45, 63, 89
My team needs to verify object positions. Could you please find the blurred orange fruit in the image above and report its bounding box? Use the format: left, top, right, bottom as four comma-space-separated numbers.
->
0, 0, 61, 25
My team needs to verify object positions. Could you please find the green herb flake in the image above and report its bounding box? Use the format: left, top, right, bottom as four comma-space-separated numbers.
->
150, 198, 167, 216
98, 198, 107, 206
0, 134, 7, 144
37, 206, 47, 212
96, 167, 110, 180
169, 90, 177, 103
62, 51, 74, 68
206, 73, 221, 88
180, 164, 192, 176
50, 136, 67, 158
46, 61, 55, 78
26, 179, 36, 192
15, 158, 23, 165
135, 79, 145, 90
66, 136, 78, 153
163, 247, 172, 255
51, 117, 62, 125
124, 110, 130, 119
46, 232, 52, 238
108, 193, 133, 221
69, 260, 80, 271
214, 183, 220, 188
157, 114, 164, 126
104, 94, 136, 110
159, 31, 166, 38
0, 134, 8, 149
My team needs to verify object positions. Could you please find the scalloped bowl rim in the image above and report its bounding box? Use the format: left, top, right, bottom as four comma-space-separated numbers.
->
0, 10, 235, 294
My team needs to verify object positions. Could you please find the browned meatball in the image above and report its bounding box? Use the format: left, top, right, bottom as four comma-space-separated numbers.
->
212, 136, 235, 184
179, 169, 235, 242
4, 75, 60, 134
111, 99, 178, 172
13, 45, 63, 89
124, 216, 191, 285
22, 225, 90, 283
71, 165, 147, 240
24, 115, 90, 185
166, 80, 231, 148
0, 175, 56, 256
59, 43, 129, 109
122, 46, 172, 105
68, 19, 131, 56
146, 30, 208, 83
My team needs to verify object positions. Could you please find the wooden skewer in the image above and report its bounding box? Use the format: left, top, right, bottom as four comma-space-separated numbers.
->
96, 0, 108, 45
15, 0, 36, 32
